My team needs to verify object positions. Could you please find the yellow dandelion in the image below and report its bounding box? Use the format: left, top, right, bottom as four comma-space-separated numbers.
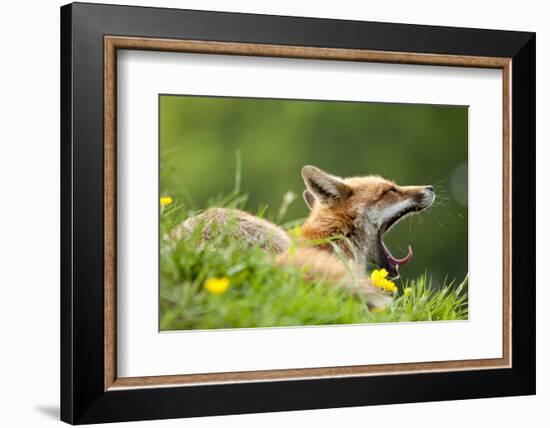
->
371, 268, 397, 293
160, 196, 173, 207
204, 277, 230, 295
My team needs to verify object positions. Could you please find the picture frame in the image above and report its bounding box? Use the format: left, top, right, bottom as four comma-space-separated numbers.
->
60, 2, 535, 424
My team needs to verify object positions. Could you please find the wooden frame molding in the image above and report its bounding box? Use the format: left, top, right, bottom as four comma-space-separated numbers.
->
104, 35, 512, 391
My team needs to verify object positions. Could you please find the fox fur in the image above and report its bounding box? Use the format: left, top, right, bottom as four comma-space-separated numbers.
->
176, 165, 435, 309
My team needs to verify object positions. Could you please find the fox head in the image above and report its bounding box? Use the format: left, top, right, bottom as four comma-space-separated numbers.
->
301, 165, 435, 278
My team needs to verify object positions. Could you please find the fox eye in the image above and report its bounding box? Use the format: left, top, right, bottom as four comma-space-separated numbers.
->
387, 187, 398, 194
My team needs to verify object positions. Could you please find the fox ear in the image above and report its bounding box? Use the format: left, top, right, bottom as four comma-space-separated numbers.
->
301, 165, 351, 207
303, 190, 316, 210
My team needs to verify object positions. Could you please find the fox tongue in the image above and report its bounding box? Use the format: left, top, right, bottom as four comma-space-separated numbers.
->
381, 241, 413, 267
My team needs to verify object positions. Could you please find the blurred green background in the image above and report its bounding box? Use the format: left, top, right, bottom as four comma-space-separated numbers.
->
160, 95, 468, 286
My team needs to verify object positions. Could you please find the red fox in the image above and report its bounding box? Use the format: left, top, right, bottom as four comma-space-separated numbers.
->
177, 165, 435, 309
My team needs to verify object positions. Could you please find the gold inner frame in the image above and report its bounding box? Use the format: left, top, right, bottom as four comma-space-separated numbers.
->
104, 35, 512, 391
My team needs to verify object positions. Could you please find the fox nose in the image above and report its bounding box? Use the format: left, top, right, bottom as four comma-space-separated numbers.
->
425, 185, 435, 192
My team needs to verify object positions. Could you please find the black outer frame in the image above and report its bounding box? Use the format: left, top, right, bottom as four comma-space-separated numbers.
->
60, 2, 535, 424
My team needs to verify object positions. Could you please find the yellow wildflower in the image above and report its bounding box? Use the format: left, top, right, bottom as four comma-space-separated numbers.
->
370, 268, 398, 293
160, 196, 173, 207
204, 277, 230, 295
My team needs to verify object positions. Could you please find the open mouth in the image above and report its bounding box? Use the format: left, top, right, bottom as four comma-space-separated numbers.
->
377, 205, 420, 278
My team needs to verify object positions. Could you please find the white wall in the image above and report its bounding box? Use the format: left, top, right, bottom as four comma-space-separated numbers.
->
0, 1, 546, 426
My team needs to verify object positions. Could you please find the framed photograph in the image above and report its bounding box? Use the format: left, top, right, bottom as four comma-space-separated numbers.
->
60, 2, 535, 424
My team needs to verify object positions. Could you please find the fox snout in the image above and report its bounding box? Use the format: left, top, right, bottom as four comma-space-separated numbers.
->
417, 185, 436, 209
388, 184, 435, 214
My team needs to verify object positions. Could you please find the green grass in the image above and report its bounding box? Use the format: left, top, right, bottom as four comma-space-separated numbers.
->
159, 194, 468, 331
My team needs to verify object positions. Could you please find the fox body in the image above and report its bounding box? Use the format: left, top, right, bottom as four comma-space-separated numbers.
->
177, 207, 291, 253
178, 166, 435, 308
